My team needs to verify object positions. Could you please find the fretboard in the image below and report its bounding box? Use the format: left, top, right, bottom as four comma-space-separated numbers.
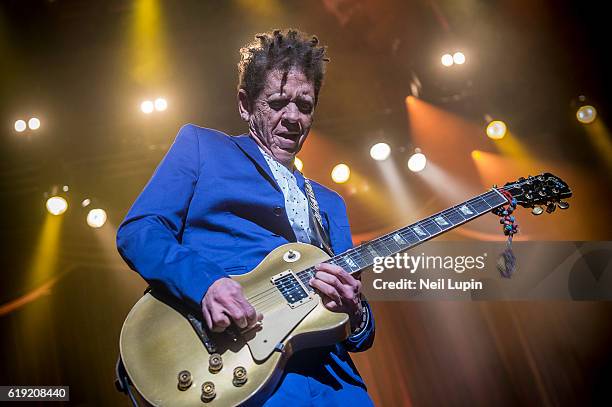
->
296, 188, 508, 289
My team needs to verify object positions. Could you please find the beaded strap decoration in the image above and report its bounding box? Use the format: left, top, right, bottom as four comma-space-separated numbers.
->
492, 189, 518, 278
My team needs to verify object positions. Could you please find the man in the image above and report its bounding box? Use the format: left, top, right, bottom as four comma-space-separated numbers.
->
117, 28, 375, 405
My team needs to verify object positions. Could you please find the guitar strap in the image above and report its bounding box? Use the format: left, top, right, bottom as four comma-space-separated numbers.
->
303, 177, 334, 257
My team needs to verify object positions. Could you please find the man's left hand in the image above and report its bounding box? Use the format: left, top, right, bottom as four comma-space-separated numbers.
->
309, 263, 363, 330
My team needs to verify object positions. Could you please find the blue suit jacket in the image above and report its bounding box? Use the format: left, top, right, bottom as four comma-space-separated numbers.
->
117, 124, 375, 405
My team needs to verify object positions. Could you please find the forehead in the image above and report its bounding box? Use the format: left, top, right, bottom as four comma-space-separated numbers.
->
261, 68, 314, 97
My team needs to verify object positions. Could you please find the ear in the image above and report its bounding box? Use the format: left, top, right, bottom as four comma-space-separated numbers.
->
237, 89, 252, 122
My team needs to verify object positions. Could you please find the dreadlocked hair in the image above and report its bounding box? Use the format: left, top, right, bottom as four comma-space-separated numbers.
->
238, 28, 329, 108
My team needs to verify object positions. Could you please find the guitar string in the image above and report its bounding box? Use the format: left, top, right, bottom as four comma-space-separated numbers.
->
250, 192, 506, 306
247, 187, 514, 304
247, 180, 553, 304
248, 187, 514, 304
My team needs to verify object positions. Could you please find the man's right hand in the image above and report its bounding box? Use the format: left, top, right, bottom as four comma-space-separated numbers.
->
201, 277, 263, 333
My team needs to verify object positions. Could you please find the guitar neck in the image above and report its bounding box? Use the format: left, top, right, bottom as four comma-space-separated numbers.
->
295, 188, 508, 286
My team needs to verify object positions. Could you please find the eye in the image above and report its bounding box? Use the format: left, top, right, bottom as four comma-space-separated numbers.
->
268, 99, 288, 111
297, 101, 313, 114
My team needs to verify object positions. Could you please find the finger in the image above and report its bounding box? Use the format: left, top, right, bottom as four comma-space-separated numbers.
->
319, 293, 340, 311
225, 301, 247, 329
309, 278, 342, 305
239, 300, 258, 328
316, 263, 356, 287
202, 305, 213, 331
315, 271, 354, 300
210, 307, 231, 333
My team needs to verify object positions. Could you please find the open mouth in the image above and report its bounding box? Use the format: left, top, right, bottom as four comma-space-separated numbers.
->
276, 132, 301, 150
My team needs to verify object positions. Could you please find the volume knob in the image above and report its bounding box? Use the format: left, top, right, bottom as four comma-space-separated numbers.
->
233, 366, 248, 387
177, 370, 192, 391
209, 353, 223, 373
201, 382, 216, 402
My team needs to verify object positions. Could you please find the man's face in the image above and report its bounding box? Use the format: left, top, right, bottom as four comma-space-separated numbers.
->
241, 67, 316, 167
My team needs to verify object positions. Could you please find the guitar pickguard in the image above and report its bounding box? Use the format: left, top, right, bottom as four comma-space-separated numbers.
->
246, 298, 317, 361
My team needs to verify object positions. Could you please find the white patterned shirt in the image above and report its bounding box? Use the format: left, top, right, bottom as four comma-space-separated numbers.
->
257, 146, 313, 244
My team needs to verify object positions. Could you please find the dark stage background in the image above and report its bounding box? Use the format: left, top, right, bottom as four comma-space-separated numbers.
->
1, 0, 611, 405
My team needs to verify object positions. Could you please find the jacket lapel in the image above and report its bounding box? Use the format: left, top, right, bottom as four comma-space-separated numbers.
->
231, 135, 282, 193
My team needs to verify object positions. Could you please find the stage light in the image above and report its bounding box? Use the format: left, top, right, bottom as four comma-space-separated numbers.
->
14, 120, 27, 133
141, 100, 154, 114
370, 142, 391, 161
576, 105, 597, 124
486, 120, 507, 140
154, 97, 168, 111
87, 208, 107, 228
407, 151, 427, 172
81, 198, 91, 207
331, 163, 350, 183
46, 196, 68, 216
28, 117, 41, 130
471, 150, 482, 160
452, 52, 466, 65
294, 157, 303, 172
441, 53, 454, 67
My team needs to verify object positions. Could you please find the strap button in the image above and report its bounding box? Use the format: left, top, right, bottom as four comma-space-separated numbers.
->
273, 206, 283, 216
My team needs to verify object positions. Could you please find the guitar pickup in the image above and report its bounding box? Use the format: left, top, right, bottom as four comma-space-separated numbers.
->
271, 270, 313, 309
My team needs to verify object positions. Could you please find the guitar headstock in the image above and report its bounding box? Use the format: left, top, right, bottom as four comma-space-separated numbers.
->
502, 173, 572, 215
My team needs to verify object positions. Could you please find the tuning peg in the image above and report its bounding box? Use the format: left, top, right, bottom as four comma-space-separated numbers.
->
546, 203, 556, 213
532, 206, 544, 215
557, 201, 570, 209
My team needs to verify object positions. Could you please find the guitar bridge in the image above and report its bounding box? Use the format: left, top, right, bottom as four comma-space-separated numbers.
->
271, 270, 313, 309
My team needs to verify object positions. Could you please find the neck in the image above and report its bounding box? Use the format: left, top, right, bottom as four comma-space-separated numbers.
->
293, 188, 509, 289
249, 133, 295, 171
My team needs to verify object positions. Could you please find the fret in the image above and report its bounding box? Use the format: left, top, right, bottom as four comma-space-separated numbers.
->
371, 240, 392, 256
433, 214, 452, 230
347, 250, 368, 269
421, 220, 442, 235
391, 232, 411, 249
457, 202, 477, 218
469, 197, 492, 213
399, 228, 420, 244
483, 190, 507, 207
381, 236, 402, 253
444, 207, 466, 225
357, 245, 376, 264
336, 256, 356, 272
412, 225, 430, 240
342, 253, 363, 271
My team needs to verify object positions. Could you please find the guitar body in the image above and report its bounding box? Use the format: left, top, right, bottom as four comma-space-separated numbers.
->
120, 243, 350, 406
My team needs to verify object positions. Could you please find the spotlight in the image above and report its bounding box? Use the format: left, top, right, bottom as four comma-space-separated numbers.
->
87, 208, 107, 228
294, 157, 303, 172
14, 120, 27, 133
471, 150, 482, 160
331, 164, 351, 183
486, 120, 507, 140
46, 196, 68, 216
407, 150, 427, 172
452, 52, 466, 65
441, 53, 454, 67
141, 100, 154, 114
28, 117, 41, 130
154, 97, 168, 112
576, 105, 597, 124
370, 142, 391, 161
81, 198, 91, 207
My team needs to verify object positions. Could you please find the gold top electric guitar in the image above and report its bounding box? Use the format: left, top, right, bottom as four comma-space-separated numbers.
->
119, 172, 572, 406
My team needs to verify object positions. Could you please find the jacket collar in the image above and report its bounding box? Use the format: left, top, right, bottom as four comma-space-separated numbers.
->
231, 134, 282, 193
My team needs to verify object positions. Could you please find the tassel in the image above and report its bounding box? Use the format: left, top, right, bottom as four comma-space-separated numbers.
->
493, 190, 518, 278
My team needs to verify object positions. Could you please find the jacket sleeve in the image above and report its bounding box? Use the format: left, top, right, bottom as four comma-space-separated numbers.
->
116, 124, 227, 309
326, 193, 376, 353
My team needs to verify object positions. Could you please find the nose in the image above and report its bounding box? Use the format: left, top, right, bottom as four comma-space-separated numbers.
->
281, 103, 300, 128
